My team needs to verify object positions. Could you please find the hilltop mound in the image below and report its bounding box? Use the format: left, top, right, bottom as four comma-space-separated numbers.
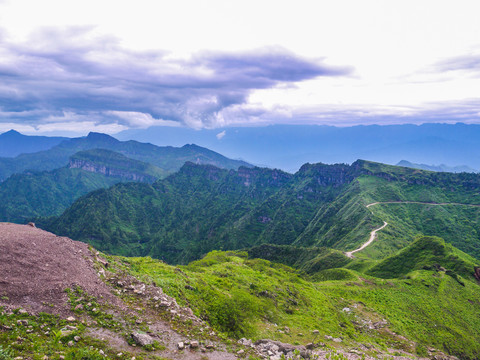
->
367, 235, 479, 280
0, 222, 118, 315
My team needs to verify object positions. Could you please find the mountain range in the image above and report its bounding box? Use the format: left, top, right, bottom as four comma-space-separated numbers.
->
38, 159, 480, 264
117, 123, 480, 172
0, 131, 251, 182
0, 131, 251, 222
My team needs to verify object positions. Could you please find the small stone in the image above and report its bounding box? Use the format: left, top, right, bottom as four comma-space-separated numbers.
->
205, 344, 214, 349
178, 342, 185, 350
135, 319, 142, 324
99, 350, 105, 355
116, 353, 123, 357
74, 336, 81, 342
342, 307, 351, 312
306, 343, 315, 350
131, 331, 154, 346
237, 349, 245, 355
74, 304, 83, 311
190, 340, 199, 348
59, 356, 65, 360
67, 341, 74, 347
66, 316, 76, 322
333, 337, 343, 343
312, 329, 319, 335
18, 309, 28, 314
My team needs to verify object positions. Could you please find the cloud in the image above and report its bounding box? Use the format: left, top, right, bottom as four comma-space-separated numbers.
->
292, 99, 480, 126
431, 52, 480, 76
216, 130, 226, 140
0, 27, 352, 132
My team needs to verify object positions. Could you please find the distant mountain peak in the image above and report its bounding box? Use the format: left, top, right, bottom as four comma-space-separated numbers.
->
1, 129, 22, 137
85, 132, 119, 144
87, 132, 117, 139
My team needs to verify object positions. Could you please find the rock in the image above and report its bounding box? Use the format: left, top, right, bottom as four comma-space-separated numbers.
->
205, 344, 214, 349
305, 343, 315, 350
190, 340, 199, 348
27, 222, 36, 228
474, 266, 480, 282
342, 307, 351, 312
74, 304, 83, 311
67, 341, 74, 347
312, 329, 319, 335
333, 337, 343, 343
66, 316, 76, 322
178, 342, 185, 350
237, 349, 245, 355
325, 335, 333, 340
131, 331, 154, 347
74, 336, 80, 342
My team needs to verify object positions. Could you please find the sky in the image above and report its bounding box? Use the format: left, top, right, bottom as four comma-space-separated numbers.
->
0, 0, 479, 135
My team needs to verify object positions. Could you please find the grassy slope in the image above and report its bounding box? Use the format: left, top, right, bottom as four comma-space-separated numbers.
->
122, 248, 480, 359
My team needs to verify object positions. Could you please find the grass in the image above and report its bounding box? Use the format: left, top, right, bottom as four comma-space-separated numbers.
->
122, 248, 480, 359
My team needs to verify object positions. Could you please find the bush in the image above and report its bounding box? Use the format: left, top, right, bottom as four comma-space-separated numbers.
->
65, 348, 105, 360
206, 290, 258, 338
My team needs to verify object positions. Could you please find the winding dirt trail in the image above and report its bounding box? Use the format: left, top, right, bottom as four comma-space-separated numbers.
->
345, 221, 388, 258
345, 200, 480, 258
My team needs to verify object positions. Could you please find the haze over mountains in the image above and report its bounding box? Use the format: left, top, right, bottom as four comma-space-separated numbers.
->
118, 123, 480, 172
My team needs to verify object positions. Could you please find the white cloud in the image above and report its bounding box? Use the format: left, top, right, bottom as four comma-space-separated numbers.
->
216, 130, 226, 140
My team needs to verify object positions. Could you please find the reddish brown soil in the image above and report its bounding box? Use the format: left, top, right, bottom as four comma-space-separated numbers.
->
0, 222, 118, 315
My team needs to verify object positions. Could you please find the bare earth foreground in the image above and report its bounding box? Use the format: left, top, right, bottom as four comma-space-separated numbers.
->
0, 222, 236, 359
0, 222, 119, 314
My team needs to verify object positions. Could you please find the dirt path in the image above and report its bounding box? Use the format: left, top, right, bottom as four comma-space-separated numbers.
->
345, 221, 388, 258
346, 200, 480, 258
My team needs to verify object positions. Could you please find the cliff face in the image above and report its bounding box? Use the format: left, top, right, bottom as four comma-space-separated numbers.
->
69, 159, 157, 183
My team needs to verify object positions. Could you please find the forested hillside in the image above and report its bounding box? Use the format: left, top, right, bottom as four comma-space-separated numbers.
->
39, 160, 480, 263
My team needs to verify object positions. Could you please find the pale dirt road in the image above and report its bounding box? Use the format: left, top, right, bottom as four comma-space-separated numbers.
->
345, 200, 480, 258
345, 221, 388, 258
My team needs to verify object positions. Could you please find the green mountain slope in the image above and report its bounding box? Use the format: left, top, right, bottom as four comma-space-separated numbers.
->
0, 149, 169, 222
0, 132, 251, 181
40, 160, 480, 263
122, 243, 480, 359
367, 235, 479, 281
39, 163, 294, 263
0, 168, 121, 222
69, 148, 167, 181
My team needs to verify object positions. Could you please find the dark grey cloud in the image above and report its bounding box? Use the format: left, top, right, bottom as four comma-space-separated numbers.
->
0, 27, 352, 129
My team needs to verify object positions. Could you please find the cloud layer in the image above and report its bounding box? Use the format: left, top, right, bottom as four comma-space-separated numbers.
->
0, 27, 351, 131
